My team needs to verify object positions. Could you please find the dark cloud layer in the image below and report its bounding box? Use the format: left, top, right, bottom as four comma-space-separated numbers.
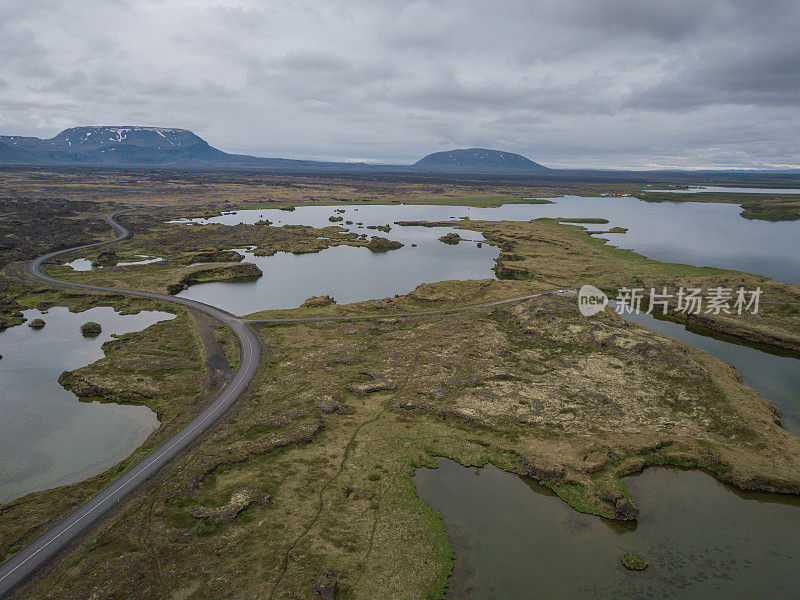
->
1, 0, 797, 168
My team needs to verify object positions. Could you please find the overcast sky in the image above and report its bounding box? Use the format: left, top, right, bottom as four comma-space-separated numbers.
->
2, 0, 798, 169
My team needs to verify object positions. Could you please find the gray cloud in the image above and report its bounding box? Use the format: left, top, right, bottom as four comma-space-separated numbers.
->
543, 1, 727, 41
0, 0, 797, 168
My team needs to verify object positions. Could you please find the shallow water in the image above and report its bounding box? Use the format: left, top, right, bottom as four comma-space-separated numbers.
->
64, 258, 94, 271
176, 222, 495, 315
64, 256, 163, 270
0, 306, 173, 502
413, 459, 800, 599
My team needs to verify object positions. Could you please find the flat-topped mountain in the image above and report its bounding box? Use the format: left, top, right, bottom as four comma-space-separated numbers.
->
51, 126, 204, 150
0, 126, 230, 166
413, 148, 548, 170
0, 126, 377, 170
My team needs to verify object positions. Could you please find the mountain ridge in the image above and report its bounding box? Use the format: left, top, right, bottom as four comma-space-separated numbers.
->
0, 126, 549, 173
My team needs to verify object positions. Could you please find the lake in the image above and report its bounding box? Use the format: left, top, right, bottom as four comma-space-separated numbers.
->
170, 198, 800, 432
0, 306, 173, 503
173, 196, 800, 317
177, 232, 494, 316
413, 458, 800, 599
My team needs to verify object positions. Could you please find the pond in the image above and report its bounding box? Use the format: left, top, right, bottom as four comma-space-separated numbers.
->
63, 258, 93, 271
0, 306, 173, 503
177, 232, 495, 316
116, 255, 164, 267
64, 255, 163, 270
413, 458, 800, 599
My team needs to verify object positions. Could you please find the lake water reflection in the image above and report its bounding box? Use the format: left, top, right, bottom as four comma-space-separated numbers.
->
173, 197, 800, 313
413, 459, 800, 599
0, 306, 173, 502
177, 233, 496, 316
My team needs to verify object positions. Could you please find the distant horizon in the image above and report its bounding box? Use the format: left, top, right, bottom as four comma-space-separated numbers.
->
3, 124, 799, 173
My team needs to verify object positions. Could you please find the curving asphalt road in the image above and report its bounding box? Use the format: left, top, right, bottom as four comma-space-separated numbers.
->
0, 211, 262, 597
0, 210, 570, 596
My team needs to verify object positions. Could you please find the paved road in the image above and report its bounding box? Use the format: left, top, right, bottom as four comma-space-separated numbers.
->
0, 210, 568, 596
0, 211, 262, 597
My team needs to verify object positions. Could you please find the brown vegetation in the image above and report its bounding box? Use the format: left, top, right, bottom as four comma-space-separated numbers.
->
11, 293, 800, 599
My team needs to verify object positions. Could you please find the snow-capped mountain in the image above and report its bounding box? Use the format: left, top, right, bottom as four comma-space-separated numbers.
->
0, 126, 227, 166
51, 126, 204, 150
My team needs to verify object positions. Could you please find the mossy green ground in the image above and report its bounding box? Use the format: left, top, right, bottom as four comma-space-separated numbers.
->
637, 191, 800, 221
0, 279, 238, 567
621, 552, 648, 570
13, 295, 800, 599
2, 175, 799, 597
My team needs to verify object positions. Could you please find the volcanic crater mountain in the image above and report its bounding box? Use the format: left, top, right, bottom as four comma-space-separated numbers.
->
413, 148, 548, 171
0, 126, 549, 173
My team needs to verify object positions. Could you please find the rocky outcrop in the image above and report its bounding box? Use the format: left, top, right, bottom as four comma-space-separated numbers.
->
167, 263, 262, 295
313, 571, 338, 599
347, 371, 396, 395
94, 250, 118, 266
58, 371, 148, 402
316, 396, 350, 414
302, 295, 336, 308
81, 321, 102, 336
438, 232, 462, 245
516, 453, 564, 482
0, 293, 25, 332
684, 312, 800, 353
597, 486, 639, 520
366, 236, 404, 252
391, 399, 481, 426
188, 487, 270, 521
28, 318, 45, 329
186, 250, 244, 264
494, 263, 530, 280
182, 420, 323, 493
408, 283, 448, 303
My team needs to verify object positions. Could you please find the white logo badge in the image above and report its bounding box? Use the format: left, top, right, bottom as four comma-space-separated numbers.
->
578, 285, 608, 316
